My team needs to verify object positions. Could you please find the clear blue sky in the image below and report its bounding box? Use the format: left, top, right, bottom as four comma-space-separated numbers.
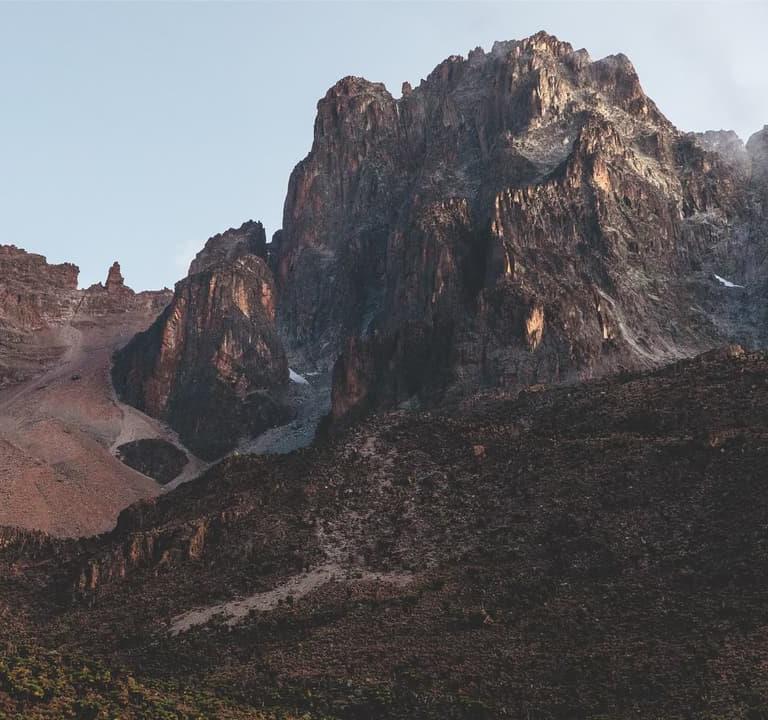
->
1, 1, 766, 290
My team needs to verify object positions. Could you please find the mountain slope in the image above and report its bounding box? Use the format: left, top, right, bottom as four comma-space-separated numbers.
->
3, 345, 768, 717
0, 249, 188, 536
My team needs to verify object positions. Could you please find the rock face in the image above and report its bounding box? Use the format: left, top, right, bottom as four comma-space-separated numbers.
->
112, 248, 289, 461
0, 247, 171, 389
272, 32, 762, 420
0, 246, 80, 388
0, 245, 79, 332
188, 220, 268, 275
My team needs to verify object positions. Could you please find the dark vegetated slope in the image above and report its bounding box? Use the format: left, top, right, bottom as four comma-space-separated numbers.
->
2, 346, 768, 717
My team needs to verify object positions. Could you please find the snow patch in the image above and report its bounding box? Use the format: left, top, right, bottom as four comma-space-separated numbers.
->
289, 369, 310, 385
713, 274, 744, 289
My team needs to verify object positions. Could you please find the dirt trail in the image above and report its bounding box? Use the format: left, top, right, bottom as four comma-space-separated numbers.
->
170, 564, 413, 635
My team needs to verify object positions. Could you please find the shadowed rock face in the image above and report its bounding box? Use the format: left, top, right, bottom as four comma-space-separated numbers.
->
272, 31, 762, 420
112, 253, 289, 460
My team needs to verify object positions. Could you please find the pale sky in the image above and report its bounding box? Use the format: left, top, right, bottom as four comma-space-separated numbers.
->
1, 1, 766, 290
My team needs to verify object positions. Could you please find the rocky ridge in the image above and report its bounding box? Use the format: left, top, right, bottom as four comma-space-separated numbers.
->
0, 247, 170, 388
188, 220, 269, 276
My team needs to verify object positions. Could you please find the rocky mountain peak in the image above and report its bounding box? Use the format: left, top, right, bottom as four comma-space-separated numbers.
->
272, 32, 763, 421
188, 220, 267, 276
114, 227, 288, 460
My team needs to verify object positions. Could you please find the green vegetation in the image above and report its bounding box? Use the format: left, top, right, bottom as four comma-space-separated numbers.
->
0, 642, 307, 720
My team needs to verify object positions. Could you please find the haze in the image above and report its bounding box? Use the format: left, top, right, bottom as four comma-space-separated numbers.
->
1, 1, 766, 290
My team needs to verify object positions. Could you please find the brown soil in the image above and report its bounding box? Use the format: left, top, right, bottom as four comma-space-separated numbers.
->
0, 311, 204, 537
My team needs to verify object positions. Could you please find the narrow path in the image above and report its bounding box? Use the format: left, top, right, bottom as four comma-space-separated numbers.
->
170, 564, 413, 635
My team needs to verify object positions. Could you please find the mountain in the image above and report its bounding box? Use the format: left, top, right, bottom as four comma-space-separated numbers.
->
2, 31, 768, 718
112, 223, 290, 460
110, 33, 768, 455
272, 32, 764, 422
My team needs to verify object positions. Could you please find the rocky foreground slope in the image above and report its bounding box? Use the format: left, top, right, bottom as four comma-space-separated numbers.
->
2, 346, 768, 717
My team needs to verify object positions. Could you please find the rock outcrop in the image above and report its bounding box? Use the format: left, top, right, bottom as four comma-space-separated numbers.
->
0, 246, 77, 389
0, 245, 79, 332
188, 220, 268, 275
0, 247, 170, 389
80, 262, 171, 316
112, 247, 289, 460
271, 32, 763, 421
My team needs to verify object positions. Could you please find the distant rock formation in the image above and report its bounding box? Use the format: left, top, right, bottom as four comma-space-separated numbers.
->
0, 245, 79, 332
80, 262, 170, 317
0, 248, 170, 389
112, 245, 289, 460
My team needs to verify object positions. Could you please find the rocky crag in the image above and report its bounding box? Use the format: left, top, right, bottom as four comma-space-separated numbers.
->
112, 224, 290, 460
269, 32, 766, 420
111, 33, 768, 445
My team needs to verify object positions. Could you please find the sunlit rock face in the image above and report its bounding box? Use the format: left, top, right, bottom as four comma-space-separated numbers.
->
113, 250, 289, 461
273, 31, 758, 419
0, 245, 79, 332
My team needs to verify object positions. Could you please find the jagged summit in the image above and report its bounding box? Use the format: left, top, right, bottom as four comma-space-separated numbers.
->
188, 220, 268, 276
114, 221, 288, 460
104, 261, 125, 292
273, 30, 760, 420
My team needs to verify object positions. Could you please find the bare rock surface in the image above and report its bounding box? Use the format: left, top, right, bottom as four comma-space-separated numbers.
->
272, 32, 766, 421
112, 250, 290, 460
188, 220, 268, 276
